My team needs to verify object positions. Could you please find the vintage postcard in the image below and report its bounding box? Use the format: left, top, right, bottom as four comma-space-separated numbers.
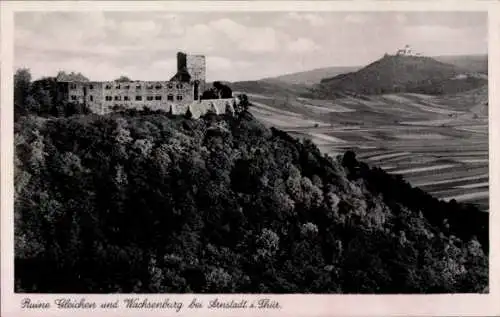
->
1, 1, 499, 316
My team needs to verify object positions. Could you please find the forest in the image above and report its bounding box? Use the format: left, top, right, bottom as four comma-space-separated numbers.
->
14, 69, 488, 293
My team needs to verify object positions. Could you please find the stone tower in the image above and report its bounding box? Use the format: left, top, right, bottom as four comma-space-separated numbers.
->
176, 52, 206, 100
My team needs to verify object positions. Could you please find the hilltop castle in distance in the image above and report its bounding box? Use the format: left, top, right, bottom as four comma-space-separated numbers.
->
56, 52, 238, 117
394, 44, 422, 57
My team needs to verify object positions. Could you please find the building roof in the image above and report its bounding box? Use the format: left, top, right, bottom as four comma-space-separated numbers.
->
170, 67, 192, 82
56, 72, 90, 82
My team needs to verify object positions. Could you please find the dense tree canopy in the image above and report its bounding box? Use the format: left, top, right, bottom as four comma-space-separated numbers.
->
14, 106, 488, 293
314, 55, 487, 97
201, 82, 233, 100
115, 76, 132, 82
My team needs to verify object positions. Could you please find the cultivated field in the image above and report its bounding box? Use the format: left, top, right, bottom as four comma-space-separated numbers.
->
241, 88, 489, 211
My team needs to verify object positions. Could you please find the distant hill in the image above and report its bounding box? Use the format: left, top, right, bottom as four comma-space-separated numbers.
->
262, 66, 360, 86
14, 107, 488, 293
227, 80, 311, 98
260, 55, 487, 87
312, 54, 487, 98
224, 54, 487, 99
433, 54, 487, 74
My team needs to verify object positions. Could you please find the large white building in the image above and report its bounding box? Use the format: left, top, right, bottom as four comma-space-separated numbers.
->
395, 45, 421, 56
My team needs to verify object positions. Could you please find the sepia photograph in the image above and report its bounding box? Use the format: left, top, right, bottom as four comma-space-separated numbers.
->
2, 1, 499, 316
11, 9, 491, 294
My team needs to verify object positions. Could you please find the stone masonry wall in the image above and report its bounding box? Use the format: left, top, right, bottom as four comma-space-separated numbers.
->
186, 55, 206, 95
60, 52, 217, 116
75, 80, 195, 114
68, 82, 86, 104
188, 98, 237, 119
86, 82, 104, 114
186, 55, 206, 83
64, 81, 238, 117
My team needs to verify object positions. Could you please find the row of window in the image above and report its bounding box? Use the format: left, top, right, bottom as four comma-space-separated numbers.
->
104, 84, 184, 90
70, 95, 184, 102
104, 95, 183, 101
69, 83, 184, 90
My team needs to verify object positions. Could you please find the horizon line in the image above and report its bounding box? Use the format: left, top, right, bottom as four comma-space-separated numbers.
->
17, 52, 489, 83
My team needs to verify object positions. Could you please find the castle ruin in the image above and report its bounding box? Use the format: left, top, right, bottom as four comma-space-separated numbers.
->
56, 52, 238, 117
395, 45, 422, 57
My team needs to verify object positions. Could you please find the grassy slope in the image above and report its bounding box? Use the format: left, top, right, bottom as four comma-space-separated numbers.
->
261, 66, 360, 86
433, 54, 488, 74
230, 80, 311, 98
223, 56, 488, 210
246, 86, 489, 211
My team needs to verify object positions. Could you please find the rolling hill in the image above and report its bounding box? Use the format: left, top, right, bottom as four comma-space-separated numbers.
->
433, 54, 487, 74
226, 52, 489, 213
246, 87, 489, 211
262, 66, 360, 86
227, 55, 487, 100
311, 54, 487, 98
228, 80, 311, 98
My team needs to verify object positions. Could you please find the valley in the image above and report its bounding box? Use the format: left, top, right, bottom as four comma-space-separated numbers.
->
242, 88, 489, 211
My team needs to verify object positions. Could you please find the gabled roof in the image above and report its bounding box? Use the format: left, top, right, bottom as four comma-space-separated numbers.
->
170, 67, 191, 82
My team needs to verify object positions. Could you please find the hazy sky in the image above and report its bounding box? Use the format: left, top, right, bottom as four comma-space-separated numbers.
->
15, 11, 487, 82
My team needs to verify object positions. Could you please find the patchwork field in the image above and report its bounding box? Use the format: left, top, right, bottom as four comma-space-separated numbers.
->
241, 89, 489, 211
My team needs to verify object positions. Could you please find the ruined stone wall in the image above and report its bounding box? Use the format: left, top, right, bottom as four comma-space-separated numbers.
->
85, 82, 104, 114
65, 81, 103, 113
68, 82, 86, 104
171, 103, 190, 115
62, 80, 238, 118
188, 98, 237, 118
58, 50, 233, 117
186, 55, 206, 82
56, 82, 70, 104
186, 55, 206, 95
72, 80, 195, 114
62, 52, 208, 113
